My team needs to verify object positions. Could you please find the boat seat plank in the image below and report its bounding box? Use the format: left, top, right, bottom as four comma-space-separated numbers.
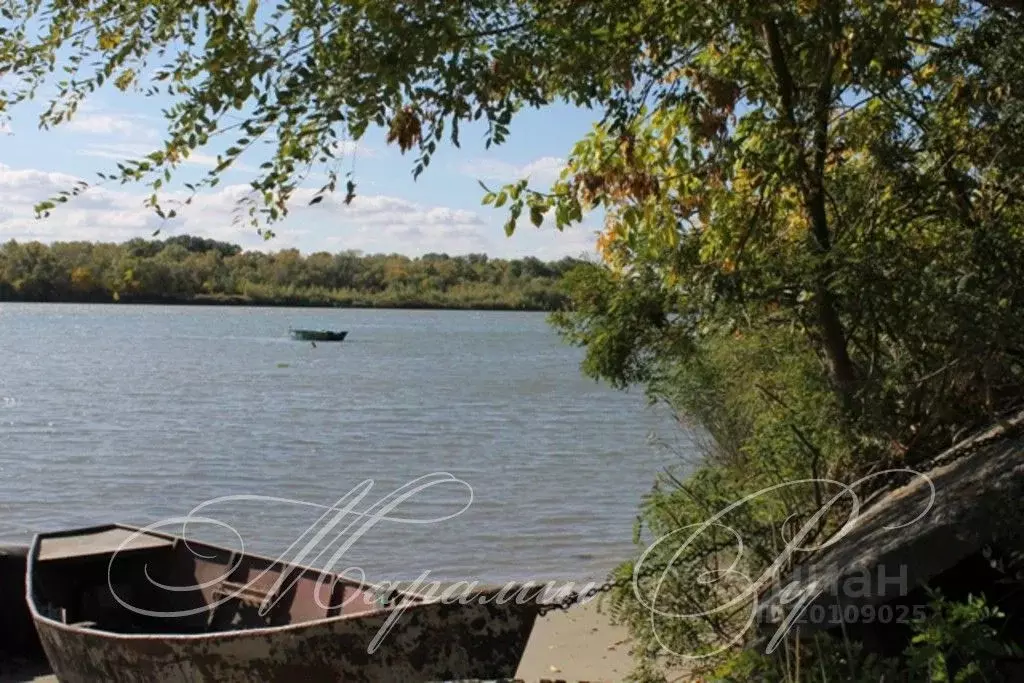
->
68, 621, 97, 629
212, 580, 274, 606
38, 528, 173, 561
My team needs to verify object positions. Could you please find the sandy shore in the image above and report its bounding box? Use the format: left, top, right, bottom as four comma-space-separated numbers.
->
516, 598, 692, 683
516, 598, 641, 681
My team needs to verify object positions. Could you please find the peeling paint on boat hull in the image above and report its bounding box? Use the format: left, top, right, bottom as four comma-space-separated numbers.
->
27, 524, 540, 683
35, 596, 538, 683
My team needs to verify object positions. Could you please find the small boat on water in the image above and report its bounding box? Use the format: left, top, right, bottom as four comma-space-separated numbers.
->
26, 524, 541, 682
289, 328, 348, 342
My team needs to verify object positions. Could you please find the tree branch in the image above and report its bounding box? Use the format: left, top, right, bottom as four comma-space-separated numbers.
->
761, 19, 799, 129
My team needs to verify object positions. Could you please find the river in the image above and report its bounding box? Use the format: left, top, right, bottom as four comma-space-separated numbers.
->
0, 303, 689, 583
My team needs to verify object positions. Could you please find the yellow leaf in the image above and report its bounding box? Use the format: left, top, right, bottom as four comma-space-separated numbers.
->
114, 70, 135, 91
915, 62, 938, 85
97, 31, 121, 50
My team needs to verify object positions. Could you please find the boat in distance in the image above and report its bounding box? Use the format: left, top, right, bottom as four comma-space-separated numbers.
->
26, 523, 542, 682
289, 328, 348, 342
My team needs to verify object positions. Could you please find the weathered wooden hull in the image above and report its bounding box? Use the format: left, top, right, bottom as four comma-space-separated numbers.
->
27, 525, 540, 682
33, 597, 537, 683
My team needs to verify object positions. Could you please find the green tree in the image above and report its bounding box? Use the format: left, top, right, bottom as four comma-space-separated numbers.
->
0, 237, 579, 309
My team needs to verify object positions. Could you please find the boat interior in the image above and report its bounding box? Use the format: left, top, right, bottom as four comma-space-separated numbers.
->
29, 525, 413, 635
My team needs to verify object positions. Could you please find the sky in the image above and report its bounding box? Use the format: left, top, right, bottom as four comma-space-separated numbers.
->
0, 83, 606, 260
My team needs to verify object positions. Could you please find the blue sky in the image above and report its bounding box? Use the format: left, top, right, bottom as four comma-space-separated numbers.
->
0, 84, 606, 259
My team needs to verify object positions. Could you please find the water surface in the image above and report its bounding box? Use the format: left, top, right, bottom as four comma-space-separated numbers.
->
0, 304, 689, 582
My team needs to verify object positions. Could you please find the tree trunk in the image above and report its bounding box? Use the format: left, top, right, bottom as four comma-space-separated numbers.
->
807, 180, 858, 412
763, 15, 858, 413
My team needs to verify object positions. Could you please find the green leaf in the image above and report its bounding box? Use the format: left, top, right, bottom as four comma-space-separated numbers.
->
556, 203, 569, 226
530, 206, 544, 227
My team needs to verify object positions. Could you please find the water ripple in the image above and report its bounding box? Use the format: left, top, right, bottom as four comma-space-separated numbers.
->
0, 304, 687, 582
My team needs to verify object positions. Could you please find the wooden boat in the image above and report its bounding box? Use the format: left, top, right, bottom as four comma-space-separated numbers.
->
289, 328, 348, 342
26, 524, 542, 683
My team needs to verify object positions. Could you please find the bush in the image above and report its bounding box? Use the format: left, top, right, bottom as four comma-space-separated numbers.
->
707, 592, 1021, 683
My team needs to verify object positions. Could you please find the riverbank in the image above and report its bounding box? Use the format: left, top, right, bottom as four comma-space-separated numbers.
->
0, 294, 561, 312
0, 236, 582, 313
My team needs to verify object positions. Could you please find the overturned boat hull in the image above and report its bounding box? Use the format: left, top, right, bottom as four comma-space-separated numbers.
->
27, 524, 540, 683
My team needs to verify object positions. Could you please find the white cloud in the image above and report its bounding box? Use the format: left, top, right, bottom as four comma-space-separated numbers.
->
0, 162, 503, 255
336, 195, 483, 227
76, 142, 156, 162
236, 136, 373, 159
335, 140, 374, 158
77, 140, 372, 175
77, 143, 258, 173
532, 226, 601, 261
64, 113, 157, 139
322, 223, 491, 256
459, 156, 567, 186
58, 107, 372, 177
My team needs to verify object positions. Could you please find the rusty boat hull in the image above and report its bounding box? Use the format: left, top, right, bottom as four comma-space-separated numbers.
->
26, 524, 541, 682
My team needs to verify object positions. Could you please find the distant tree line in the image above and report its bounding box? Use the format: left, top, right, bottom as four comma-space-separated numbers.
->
0, 236, 586, 310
